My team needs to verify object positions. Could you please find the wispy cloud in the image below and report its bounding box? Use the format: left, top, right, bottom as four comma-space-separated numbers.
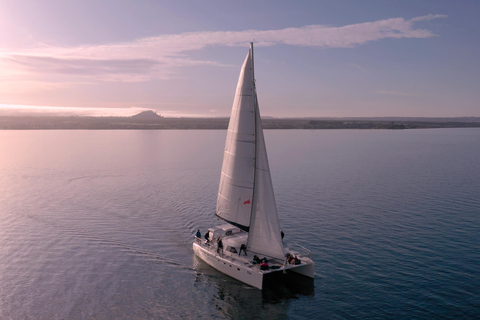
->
0, 104, 148, 117
349, 63, 369, 72
7, 56, 157, 75
0, 14, 447, 83
5, 55, 160, 82
376, 90, 420, 97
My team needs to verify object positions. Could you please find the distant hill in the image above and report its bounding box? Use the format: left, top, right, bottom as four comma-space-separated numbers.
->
131, 110, 163, 120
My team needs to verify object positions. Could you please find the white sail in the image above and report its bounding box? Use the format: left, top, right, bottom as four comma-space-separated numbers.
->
216, 46, 256, 229
247, 94, 285, 259
216, 43, 285, 259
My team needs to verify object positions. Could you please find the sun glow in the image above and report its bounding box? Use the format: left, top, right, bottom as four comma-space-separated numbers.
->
0, 104, 149, 117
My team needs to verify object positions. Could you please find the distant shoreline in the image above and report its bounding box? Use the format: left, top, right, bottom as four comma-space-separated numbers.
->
1, 116, 480, 130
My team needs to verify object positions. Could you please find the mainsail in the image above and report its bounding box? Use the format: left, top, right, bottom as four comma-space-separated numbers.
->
216, 43, 285, 260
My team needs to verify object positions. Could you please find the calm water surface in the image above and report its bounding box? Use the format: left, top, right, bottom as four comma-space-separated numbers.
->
1, 129, 479, 319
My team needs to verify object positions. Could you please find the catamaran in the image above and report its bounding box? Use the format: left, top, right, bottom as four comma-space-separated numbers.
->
193, 43, 314, 289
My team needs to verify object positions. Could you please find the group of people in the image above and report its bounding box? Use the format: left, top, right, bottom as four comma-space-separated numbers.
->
196, 229, 302, 273
197, 230, 224, 254
252, 255, 270, 270
196, 229, 248, 257
196, 229, 212, 245
286, 253, 301, 265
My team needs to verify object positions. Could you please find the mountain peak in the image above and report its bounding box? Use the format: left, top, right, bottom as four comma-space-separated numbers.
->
131, 110, 163, 120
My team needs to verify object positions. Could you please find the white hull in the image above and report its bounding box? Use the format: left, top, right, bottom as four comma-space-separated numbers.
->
193, 234, 314, 289
193, 241, 264, 289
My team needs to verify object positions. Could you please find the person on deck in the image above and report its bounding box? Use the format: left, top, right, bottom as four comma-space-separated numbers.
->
260, 261, 269, 270
239, 244, 248, 256
288, 254, 295, 264
217, 237, 223, 255
196, 229, 201, 243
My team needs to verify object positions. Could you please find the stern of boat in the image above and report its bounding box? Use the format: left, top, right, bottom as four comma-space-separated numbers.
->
287, 260, 315, 278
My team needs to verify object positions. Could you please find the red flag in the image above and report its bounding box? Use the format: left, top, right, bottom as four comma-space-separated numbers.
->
243, 199, 250, 205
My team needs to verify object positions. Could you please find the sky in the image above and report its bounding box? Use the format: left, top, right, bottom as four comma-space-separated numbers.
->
0, 0, 479, 118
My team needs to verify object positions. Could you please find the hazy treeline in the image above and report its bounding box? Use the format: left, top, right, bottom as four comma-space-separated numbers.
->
1, 116, 480, 130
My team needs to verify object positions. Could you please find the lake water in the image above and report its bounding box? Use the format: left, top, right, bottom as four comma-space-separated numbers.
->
1, 129, 479, 319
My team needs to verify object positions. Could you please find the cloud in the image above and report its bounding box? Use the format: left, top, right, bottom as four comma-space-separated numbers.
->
7, 55, 158, 74
5, 55, 160, 82
410, 14, 447, 22
0, 14, 446, 82
349, 63, 369, 72
0, 104, 149, 117
376, 90, 420, 97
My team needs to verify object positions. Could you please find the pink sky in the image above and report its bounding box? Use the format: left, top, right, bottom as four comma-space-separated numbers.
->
1, 1, 478, 117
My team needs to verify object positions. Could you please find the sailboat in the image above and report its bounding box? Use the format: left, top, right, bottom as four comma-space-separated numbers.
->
193, 43, 315, 289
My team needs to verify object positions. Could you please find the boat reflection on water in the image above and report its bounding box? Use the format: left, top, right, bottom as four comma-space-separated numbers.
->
262, 269, 315, 300
193, 255, 314, 318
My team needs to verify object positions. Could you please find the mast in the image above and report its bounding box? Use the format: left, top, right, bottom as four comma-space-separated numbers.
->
250, 42, 255, 89
248, 42, 258, 237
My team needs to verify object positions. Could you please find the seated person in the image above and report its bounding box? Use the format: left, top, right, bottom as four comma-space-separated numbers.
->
288, 255, 295, 264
